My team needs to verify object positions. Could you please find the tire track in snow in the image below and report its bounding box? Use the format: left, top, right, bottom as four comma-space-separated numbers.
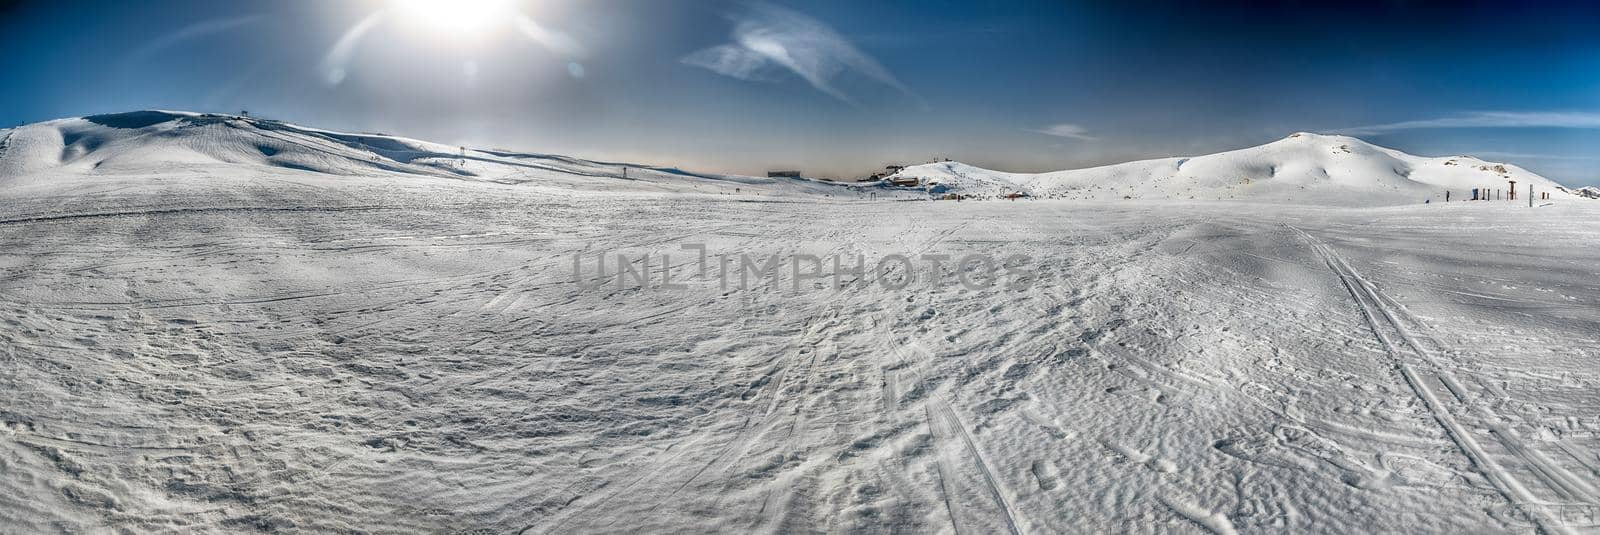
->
1291, 225, 1589, 534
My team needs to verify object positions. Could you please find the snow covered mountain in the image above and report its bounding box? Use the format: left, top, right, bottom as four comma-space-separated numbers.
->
0, 110, 846, 197
0, 111, 1582, 207
889, 133, 1579, 206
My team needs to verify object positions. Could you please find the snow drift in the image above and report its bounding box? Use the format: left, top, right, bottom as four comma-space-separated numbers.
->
888, 133, 1580, 206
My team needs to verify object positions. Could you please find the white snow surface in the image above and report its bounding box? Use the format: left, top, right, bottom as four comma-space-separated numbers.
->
891, 133, 1579, 205
1, 112, 1598, 533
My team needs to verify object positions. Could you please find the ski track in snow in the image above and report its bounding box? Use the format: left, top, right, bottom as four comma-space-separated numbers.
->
1292, 225, 1598, 534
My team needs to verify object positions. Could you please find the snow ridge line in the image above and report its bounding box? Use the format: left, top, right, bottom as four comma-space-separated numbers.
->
1288, 225, 1574, 535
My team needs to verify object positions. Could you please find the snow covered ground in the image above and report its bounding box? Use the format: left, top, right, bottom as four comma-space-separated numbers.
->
1, 112, 1598, 533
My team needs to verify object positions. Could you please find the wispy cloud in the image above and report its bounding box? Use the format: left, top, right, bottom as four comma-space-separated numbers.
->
1338, 111, 1600, 135
1032, 123, 1096, 141
682, 2, 921, 107
128, 15, 265, 65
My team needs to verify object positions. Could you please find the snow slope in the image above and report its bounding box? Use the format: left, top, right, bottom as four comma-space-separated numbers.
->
890, 133, 1579, 206
0, 110, 857, 198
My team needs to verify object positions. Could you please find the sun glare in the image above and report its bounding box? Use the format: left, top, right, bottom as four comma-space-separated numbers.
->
390, 0, 516, 35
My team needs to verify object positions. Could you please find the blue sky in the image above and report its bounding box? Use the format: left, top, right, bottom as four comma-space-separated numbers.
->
3, 0, 1598, 184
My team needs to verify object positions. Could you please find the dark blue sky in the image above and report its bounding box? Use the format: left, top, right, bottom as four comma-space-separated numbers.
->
3, 0, 1598, 184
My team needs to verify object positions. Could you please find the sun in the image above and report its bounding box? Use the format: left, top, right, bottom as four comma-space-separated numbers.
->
389, 0, 518, 35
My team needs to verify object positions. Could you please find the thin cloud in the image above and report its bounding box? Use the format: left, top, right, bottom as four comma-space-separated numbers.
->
128, 15, 265, 65
1032, 123, 1096, 141
1339, 111, 1600, 135
683, 2, 922, 107
683, 44, 782, 83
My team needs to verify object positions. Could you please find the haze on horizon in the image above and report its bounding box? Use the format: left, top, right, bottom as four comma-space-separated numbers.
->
2, 0, 1598, 185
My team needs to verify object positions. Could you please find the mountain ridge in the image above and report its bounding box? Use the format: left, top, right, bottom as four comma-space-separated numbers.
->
0, 110, 846, 197
0, 110, 1583, 206
889, 132, 1580, 206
